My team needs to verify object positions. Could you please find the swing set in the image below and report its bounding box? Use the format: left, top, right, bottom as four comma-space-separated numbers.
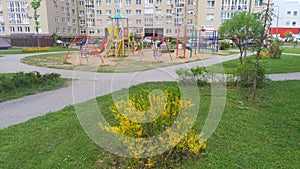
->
62, 36, 105, 65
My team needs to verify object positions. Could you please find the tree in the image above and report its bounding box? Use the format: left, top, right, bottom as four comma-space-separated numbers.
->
30, 0, 42, 47
219, 12, 263, 64
249, 0, 272, 99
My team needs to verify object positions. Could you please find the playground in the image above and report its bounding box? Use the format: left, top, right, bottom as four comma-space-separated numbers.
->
57, 14, 223, 72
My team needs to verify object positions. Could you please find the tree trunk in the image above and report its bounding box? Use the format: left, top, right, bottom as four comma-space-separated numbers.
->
249, 0, 271, 99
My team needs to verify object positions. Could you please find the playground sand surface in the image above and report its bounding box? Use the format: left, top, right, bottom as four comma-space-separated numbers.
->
64, 49, 225, 72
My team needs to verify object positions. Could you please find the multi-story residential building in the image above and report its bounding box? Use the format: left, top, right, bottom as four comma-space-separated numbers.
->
0, 0, 271, 40
270, 0, 300, 38
0, 0, 78, 39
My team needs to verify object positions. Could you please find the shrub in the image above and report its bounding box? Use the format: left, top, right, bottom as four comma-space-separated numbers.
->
176, 67, 209, 87
22, 47, 50, 53
235, 60, 267, 88
0, 72, 61, 95
267, 39, 283, 59
220, 41, 231, 50
99, 87, 206, 168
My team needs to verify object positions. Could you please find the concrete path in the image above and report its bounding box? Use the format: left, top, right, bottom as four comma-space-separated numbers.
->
0, 52, 299, 129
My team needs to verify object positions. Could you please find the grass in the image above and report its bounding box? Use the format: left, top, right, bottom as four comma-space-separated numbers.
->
1, 81, 299, 168
0, 72, 68, 102
283, 47, 300, 54
214, 54, 300, 74
0, 47, 78, 54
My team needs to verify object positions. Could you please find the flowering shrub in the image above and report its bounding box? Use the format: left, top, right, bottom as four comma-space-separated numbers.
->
99, 87, 206, 168
22, 47, 50, 53
259, 52, 270, 59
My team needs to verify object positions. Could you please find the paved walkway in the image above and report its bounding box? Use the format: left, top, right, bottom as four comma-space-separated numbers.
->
0, 52, 299, 129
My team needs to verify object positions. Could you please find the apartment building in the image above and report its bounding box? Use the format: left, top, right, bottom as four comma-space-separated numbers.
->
270, 0, 300, 38
0, 0, 78, 38
0, 0, 270, 39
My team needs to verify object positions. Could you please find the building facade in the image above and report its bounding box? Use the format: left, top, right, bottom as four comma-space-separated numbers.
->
0, 0, 270, 39
270, 0, 300, 38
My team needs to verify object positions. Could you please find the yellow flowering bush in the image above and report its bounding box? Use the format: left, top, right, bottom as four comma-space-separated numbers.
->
99, 87, 206, 168
22, 47, 50, 53
259, 52, 270, 59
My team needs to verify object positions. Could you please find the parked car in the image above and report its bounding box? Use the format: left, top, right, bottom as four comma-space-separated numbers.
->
56, 40, 69, 47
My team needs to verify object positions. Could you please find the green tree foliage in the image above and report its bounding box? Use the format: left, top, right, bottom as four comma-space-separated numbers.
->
30, 0, 42, 47
219, 12, 263, 64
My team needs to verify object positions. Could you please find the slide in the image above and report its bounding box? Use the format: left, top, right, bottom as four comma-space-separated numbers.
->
98, 38, 108, 53
117, 40, 123, 55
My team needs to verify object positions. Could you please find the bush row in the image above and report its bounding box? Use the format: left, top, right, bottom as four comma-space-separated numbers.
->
176, 63, 267, 89
0, 71, 61, 95
22, 47, 50, 53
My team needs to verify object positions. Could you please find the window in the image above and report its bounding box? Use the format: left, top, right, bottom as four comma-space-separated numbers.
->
166, 9, 172, 15
187, 9, 194, 15
73, 28, 77, 34
187, 19, 192, 25
80, 20, 85, 25
294, 11, 298, 16
167, 0, 172, 5
61, 7, 64, 13
287, 11, 291, 15
106, 19, 112, 24
0, 27, 5, 33
63, 28, 67, 33
89, 29, 95, 34
68, 28, 71, 34
25, 27, 30, 32
79, 10, 85, 16
56, 27, 60, 33
96, 0, 101, 6
10, 27, 15, 32
206, 14, 214, 21
188, 0, 194, 5
254, 0, 263, 7
62, 17, 66, 23
136, 0, 141, 5
97, 29, 102, 34
126, 0, 131, 5
156, 9, 162, 15
156, 19, 162, 24
126, 10, 131, 15
17, 26, 22, 32
106, 10, 112, 15
166, 19, 172, 24
156, 0, 162, 4
55, 17, 59, 23
80, 28, 86, 34
72, 19, 76, 24
166, 29, 171, 34
55, 5, 58, 11
96, 10, 102, 15
207, 0, 215, 8
106, 0, 111, 6
79, 1, 84, 6
136, 10, 142, 14
96, 19, 102, 25
286, 21, 290, 26
136, 19, 141, 24
292, 22, 296, 26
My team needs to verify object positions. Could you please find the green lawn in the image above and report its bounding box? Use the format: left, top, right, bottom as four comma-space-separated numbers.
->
0, 47, 78, 54
217, 54, 300, 74
0, 72, 67, 102
1, 81, 299, 168
283, 47, 300, 54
